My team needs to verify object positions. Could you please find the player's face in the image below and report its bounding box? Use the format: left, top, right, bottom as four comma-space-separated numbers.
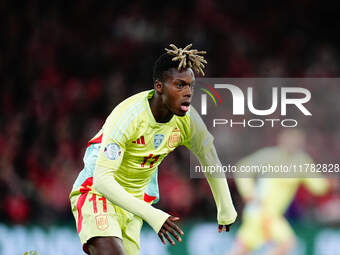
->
162, 68, 195, 116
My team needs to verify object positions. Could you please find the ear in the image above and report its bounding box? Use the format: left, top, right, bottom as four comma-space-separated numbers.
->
154, 80, 164, 94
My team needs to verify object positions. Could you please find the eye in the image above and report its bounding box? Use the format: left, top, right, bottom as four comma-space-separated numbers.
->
176, 83, 185, 89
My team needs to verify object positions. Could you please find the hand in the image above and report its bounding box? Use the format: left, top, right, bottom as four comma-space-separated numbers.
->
218, 224, 231, 233
158, 216, 184, 246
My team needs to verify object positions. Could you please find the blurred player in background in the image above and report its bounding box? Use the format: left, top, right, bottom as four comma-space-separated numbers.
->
69, 44, 237, 255
227, 129, 332, 255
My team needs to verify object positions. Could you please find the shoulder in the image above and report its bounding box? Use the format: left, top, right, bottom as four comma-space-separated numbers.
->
104, 90, 152, 142
112, 90, 152, 112
173, 106, 195, 135
175, 106, 201, 127
174, 106, 213, 147
295, 151, 313, 163
107, 90, 152, 119
249, 147, 278, 159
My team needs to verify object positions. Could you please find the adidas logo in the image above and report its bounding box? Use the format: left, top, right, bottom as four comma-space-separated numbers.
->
132, 136, 145, 145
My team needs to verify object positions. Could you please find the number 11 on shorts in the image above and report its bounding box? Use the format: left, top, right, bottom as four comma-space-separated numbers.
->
89, 194, 107, 213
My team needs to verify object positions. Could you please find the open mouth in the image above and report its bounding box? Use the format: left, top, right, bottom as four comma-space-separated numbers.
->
180, 102, 190, 112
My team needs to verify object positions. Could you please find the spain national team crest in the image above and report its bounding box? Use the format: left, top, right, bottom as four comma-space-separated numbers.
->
154, 134, 164, 149
95, 214, 109, 231
168, 128, 181, 148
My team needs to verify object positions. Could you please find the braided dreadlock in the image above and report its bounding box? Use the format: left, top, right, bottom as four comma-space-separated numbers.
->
165, 44, 207, 76
153, 43, 207, 82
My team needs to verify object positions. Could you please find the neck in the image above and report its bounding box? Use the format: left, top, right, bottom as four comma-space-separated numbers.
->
149, 93, 173, 123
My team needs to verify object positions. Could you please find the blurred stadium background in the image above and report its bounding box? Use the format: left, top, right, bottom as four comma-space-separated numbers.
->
1, 0, 340, 254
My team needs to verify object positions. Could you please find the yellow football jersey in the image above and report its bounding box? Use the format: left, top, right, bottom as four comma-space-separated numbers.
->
72, 89, 212, 199
71, 89, 237, 235
235, 147, 330, 215
235, 147, 330, 250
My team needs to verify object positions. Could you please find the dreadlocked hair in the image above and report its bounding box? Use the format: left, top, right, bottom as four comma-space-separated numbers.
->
153, 43, 207, 82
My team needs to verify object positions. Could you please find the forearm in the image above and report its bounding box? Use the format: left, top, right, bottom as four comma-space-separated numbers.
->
93, 165, 169, 233
198, 145, 237, 224
205, 173, 237, 224
187, 107, 237, 224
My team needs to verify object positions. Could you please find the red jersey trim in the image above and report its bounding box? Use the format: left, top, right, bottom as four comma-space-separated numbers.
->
143, 193, 156, 203
76, 177, 93, 233
87, 134, 103, 147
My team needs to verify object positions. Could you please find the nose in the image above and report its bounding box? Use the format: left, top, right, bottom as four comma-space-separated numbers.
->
184, 85, 192, 97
